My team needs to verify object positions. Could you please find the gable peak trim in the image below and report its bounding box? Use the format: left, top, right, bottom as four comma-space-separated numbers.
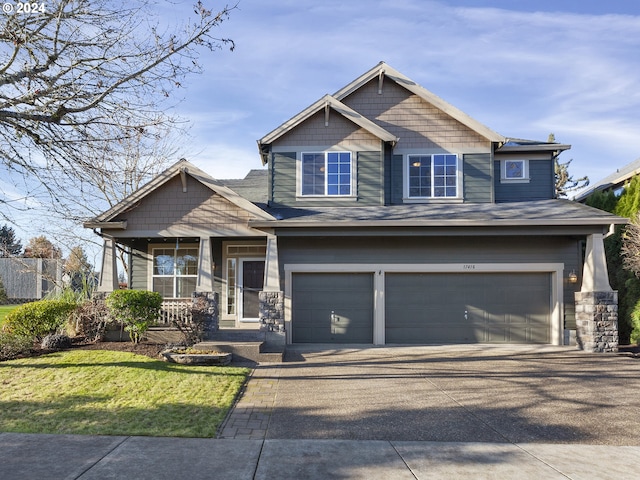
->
334, 62, 505, 143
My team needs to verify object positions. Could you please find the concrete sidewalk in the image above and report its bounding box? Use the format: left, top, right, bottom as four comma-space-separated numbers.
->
2, 432, 639, 479
3, 345, 640, 479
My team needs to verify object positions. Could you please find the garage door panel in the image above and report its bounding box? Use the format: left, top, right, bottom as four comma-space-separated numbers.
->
292, 273, 373, 343
385, 272, 550, 344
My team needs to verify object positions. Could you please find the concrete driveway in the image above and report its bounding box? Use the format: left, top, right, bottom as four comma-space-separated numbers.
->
254, 345, 640, 445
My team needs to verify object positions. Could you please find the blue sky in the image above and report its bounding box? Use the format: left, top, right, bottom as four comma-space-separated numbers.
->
3, 0, 640, 255
177, 0, 640, 193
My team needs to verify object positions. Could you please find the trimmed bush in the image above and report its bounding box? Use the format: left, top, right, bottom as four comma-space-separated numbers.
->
0, 332, 33, 360
106, 290, 162, 344
3, 300, 78, 341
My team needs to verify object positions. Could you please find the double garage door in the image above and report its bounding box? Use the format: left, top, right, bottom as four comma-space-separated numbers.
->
291, 272, 551, 344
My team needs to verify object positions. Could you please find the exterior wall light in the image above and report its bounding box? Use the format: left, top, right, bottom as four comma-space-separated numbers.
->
568, 270, 578, 284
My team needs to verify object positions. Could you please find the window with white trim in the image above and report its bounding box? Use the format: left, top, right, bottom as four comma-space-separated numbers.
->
152, 247, 198, 298
500, 159, 529, 182
408, 154, 459, 198
301, 152, 352, 196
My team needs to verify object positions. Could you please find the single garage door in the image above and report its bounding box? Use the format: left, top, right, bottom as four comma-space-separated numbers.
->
292, 272, 374, 343
385, 272, 551, 344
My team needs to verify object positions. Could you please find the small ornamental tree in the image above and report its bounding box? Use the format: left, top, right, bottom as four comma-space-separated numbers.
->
106, 290, 162, 344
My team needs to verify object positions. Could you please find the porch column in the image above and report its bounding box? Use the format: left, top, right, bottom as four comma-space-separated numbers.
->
263, 233, 281, 292
575, 233, 618, 352
581, 233, 612, 292
196, 237, 213, 292
260, 233, 285, 340
97, 237, 119, 292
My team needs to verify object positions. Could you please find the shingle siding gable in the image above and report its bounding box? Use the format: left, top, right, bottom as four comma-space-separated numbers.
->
112, 176, 253, 232
273, 109, 381, 149
341, 78, 490, 150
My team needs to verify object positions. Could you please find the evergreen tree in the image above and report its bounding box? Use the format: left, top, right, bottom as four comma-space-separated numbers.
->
587, 180, 640, 344
0, 224, 23, 257
547, 135, 590, 198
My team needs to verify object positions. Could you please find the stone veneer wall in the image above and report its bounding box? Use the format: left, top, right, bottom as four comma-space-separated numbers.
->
574, 291, 618, 353
259, 291, 284, 332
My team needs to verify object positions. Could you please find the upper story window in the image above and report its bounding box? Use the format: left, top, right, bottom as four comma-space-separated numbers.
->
407, 154, 459, 198
500, 159, 529, 183
152, 247, 198, 298
301, 152, 352, 196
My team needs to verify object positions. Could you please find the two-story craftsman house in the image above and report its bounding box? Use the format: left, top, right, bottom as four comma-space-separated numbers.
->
86, 62, 624, 350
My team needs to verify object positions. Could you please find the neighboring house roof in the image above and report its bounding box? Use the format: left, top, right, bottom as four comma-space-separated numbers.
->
84, 160, 274, 229
251, 199, 625, 229
257, 94, 399, 164
573, 157, 640, 202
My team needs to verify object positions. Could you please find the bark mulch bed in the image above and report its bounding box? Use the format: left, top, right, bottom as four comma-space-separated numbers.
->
71, 340, 167, 359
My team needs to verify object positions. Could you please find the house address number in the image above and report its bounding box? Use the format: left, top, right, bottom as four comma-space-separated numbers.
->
463, 264, 476, 270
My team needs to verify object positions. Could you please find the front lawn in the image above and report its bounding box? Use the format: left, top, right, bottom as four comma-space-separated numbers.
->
0, 305, 18, 325
0, 349, 248, 437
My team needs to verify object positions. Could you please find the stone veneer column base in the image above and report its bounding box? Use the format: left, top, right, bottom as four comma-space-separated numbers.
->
259, 291, 285, 332
574, 291, 618, 353
193, 291, 219, 339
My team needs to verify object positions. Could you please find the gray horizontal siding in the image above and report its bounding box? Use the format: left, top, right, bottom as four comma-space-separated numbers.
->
130, 246, 149, 290
270, 151, 384, 207
279, 235, 580, 329
271, 152, 297, 206
463, 153, 492, 203
494, 159, 555, 202
356, 151, 383, 205
390, 154, 403, 204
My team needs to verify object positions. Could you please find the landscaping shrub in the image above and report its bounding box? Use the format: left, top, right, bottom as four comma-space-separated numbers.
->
106, 290, 162, 344
172, 295, 210, 346
2, 300, 78, 341
0, 332, 33, 361
71, 297, 111, 342
630, 300, 640, 345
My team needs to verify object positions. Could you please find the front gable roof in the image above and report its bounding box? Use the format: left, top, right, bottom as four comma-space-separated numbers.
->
257, 94, 399, 164
84, 159, 274, 229
333, 62, 505, 144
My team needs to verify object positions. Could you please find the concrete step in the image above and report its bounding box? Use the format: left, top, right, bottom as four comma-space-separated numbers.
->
195, 340, 283, 364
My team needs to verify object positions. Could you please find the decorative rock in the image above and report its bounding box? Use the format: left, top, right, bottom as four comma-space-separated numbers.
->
41, 334, 72, 350
160, 349, 231, 366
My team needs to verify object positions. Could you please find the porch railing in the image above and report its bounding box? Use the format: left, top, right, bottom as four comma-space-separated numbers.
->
158, 299, 192, 326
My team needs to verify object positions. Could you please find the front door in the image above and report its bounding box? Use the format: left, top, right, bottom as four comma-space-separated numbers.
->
239, 259, 265, 322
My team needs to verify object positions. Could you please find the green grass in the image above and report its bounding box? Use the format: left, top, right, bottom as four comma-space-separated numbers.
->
0, 350, 249, 437
0, 305, 18, 325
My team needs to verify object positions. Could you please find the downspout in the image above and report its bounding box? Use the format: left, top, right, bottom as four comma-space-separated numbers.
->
604, 223, 615, 239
